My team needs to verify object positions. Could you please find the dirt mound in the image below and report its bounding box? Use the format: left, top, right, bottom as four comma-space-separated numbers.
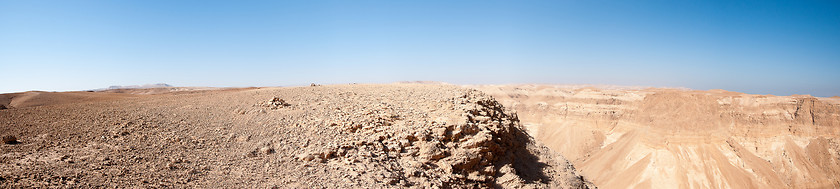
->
0, 84, 591, 188
474, 84, 840, 189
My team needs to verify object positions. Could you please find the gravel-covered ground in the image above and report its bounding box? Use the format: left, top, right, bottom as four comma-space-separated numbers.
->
1, 84, 591, 188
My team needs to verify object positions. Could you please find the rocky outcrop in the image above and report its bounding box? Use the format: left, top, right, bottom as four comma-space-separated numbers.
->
298, 89, 592, 188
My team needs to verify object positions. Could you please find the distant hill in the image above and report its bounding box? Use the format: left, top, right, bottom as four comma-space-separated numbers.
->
92, 83, 172, 91
106, 83, 172, 90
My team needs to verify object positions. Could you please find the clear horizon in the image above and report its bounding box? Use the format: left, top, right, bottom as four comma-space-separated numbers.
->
2, 0, 839, 97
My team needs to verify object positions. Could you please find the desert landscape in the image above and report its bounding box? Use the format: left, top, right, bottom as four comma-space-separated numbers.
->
0, 84, 592, 188
2, 83, 838, 188
4, 0, 838, 188
473, 84, 840, 188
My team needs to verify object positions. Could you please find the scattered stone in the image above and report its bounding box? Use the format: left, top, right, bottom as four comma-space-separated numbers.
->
270, 97, 286, 106
246, 150, 259, 158
259, 97, 291, 110
260, 146, 275, 154
2, 135, 18, 144
167, 162, 178, 170
0, 84, 592, 188
296, 153, 316, 161
419, 143, 445, 161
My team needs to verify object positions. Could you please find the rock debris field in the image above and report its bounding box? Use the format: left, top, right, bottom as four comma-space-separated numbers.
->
0, 84, 592, 188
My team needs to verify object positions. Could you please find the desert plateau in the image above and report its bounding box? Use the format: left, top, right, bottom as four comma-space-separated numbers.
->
2, 83, 838, 188
1, 84, 592, 188
4, 0, 839, 188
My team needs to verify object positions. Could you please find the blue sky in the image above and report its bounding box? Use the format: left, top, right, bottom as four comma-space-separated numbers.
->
1, 0, 839, 96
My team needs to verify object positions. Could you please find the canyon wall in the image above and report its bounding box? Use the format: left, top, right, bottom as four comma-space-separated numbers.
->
474, 85, 840, 189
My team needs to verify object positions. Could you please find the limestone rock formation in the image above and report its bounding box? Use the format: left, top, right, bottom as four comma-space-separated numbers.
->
474, 84, 840, 189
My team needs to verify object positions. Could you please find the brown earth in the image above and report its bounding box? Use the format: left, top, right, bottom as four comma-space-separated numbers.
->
472, 84, 840, 189
0, 91, 134, 109
0, 87, 223, 109
0, 84, 591, 188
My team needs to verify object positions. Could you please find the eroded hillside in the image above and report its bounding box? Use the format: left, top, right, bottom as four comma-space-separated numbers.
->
474, 85, 840, 189
1, 84, 591, 188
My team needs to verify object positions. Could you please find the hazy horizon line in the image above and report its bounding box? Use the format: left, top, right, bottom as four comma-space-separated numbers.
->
3, 81, 836, 98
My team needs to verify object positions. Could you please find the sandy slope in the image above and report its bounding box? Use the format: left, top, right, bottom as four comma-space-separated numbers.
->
473, 84, 840, 189
0, 91, 135, 109
0, 87, 221, 109
0, 84, 590, 188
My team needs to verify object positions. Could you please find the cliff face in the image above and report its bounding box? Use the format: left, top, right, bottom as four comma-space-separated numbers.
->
474, 85, 840, 189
